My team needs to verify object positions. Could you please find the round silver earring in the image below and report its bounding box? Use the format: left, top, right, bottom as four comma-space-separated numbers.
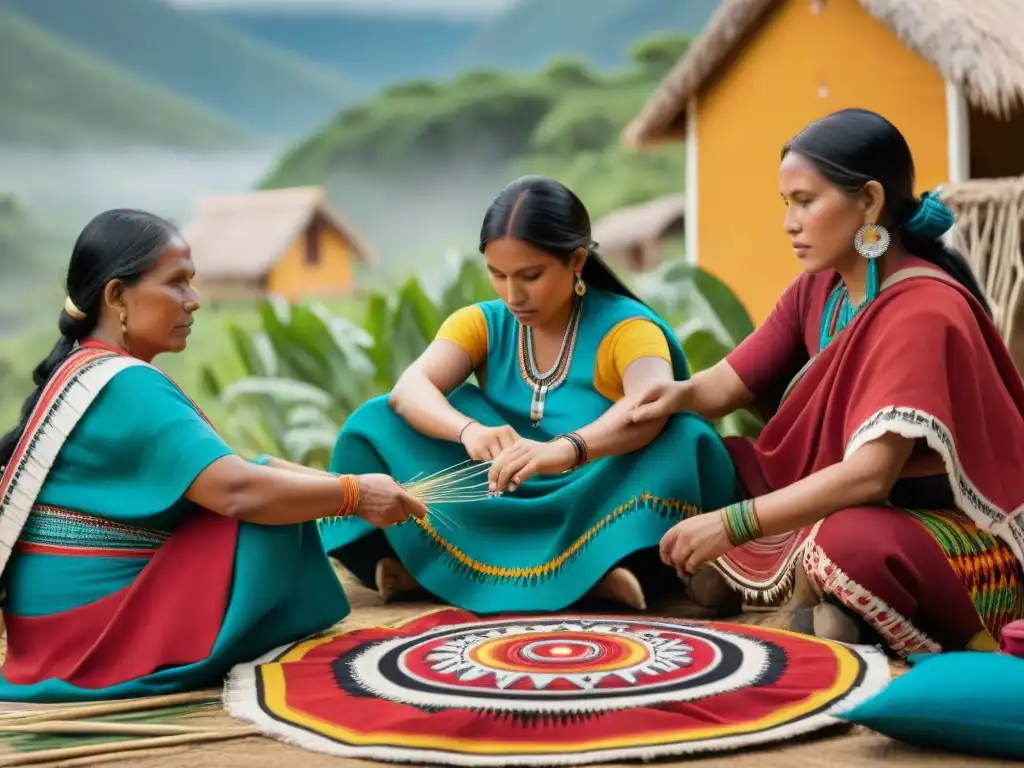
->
854, 223, 890, 259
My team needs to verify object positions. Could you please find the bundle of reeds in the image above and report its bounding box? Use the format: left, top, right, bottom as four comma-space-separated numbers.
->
401, 460, 503, 531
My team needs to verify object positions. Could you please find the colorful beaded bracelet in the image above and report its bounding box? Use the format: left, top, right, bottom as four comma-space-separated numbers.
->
720, 498, 763, 547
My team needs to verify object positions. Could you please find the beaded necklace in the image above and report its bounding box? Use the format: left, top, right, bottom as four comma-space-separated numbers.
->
516, 296, 583, 426
817, 258, 880, 351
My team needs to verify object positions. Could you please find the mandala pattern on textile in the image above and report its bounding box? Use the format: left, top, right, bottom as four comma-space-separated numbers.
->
225, 608, 889, 766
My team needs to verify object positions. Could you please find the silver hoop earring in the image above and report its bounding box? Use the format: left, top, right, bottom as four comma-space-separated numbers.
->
854, 224, 890, 260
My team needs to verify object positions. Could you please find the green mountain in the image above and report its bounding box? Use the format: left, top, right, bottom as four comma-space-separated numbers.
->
0, 6, 244, 147
0, 0, 363, 138
194, 7, 483, 91
260, 37, 691, 263
199, 1, 721, 90
452, 0, 720, 72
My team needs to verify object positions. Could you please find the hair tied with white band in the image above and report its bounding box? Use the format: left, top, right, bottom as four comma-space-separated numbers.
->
64, 297, 87, 321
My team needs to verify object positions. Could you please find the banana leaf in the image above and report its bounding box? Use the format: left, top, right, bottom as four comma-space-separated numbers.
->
362, 292, 395, 390
680, 327, 734, 374
221, 377, 334, 412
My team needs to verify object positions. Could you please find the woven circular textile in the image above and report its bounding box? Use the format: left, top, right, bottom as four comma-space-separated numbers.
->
225, 608, 890, 766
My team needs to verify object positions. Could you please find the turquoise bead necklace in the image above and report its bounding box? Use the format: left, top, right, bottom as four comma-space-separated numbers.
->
817, 193, 957, 351
818, 257, 880, 351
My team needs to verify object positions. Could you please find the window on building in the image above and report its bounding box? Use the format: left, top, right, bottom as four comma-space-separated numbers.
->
305, 219, 321, 266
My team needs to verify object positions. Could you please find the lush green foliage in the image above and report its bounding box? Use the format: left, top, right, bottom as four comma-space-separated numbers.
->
199, 256, 761, 467
634, 261, 765, 438
0, 5, 244, 147
0, 257, 762, 468
0, 0, 360, 139
261, 36, 692, 222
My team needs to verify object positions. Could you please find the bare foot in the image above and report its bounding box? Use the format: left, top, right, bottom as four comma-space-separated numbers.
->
590, 567, 647, 610
374, 557, 420, 603
788, 563, 820, 608
688, 566, 742, 614
767, 566, 821, 635
812, 602, 865, 644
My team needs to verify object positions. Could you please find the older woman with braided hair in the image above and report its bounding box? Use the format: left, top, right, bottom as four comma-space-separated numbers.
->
0, 209, 426, 703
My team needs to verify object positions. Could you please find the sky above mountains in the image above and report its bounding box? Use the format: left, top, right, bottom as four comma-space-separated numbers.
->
167, 0, 516, 17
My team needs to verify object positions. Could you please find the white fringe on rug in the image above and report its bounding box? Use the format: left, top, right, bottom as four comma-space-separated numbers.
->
222, 637, 891, 766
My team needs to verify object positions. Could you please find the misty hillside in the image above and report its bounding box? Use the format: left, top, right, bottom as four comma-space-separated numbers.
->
260, 37, 691, 263
196, 0, 720, 88
456, 0, 721, 71
0, 0, 363, 138
0, 6, 245, 148
194, 7, 483, 91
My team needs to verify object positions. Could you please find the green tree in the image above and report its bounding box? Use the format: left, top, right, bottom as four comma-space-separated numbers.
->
381, 80, 441, 100
629, 34, 691, 77
542, 58, 598, 89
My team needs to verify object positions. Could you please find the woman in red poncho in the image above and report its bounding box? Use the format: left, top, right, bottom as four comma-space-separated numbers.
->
627, 108, 1024, 658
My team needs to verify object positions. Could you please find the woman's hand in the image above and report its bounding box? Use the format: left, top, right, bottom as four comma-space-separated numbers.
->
488, 438, 576, 492
461, 422, 520, 461
353, 474, 429, 528
625, 380, 688, 424
659, 511, 734, 575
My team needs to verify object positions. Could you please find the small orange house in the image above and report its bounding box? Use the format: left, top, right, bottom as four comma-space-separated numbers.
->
623, 0, 1024, 324
185, 186, 374, 302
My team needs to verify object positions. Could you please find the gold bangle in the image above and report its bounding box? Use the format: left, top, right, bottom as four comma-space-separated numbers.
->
720, 507, 741, 547
748, 498, 764, 539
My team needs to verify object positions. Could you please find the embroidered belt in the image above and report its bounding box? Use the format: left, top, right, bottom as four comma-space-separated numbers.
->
16, 505, 170, 558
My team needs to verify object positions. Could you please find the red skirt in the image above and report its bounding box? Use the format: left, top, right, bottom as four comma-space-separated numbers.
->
713, 438, 1024, 657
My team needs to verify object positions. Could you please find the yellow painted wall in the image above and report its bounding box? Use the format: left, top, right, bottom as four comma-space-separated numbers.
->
266, 220, 356, 301
694, 0, 949, 324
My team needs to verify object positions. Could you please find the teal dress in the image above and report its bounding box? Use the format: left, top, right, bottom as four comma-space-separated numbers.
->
320, 288, 738, 612
0, 362, 350, 702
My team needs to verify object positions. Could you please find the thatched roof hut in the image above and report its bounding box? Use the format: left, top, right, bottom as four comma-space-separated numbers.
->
593, 194, 686, 271
625, 0, 1024, 149
185, 186, 374, 302
619, 0, 1024, 325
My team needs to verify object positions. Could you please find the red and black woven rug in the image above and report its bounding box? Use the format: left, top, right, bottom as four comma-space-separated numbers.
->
225, 608, 889, 765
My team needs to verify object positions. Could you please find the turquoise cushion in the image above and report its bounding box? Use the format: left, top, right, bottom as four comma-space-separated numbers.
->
840, 651, 1024, 760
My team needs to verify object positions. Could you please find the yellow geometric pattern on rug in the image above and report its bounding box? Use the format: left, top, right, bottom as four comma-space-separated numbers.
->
0, 572, 925, 768
254, 606, 867, 755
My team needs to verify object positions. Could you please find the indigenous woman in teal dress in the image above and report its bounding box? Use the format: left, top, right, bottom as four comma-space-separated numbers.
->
320, 176, 738, 613
0, 210, 427, 702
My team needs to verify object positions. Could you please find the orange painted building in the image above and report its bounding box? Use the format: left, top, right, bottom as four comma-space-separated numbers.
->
185, 186, 374, 302
624, 0, 1024, 325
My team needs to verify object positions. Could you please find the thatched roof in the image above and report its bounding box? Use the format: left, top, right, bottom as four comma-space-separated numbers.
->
593, 194, 686, 252
184, 186, 374, 281
624, 0, 1024, 148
